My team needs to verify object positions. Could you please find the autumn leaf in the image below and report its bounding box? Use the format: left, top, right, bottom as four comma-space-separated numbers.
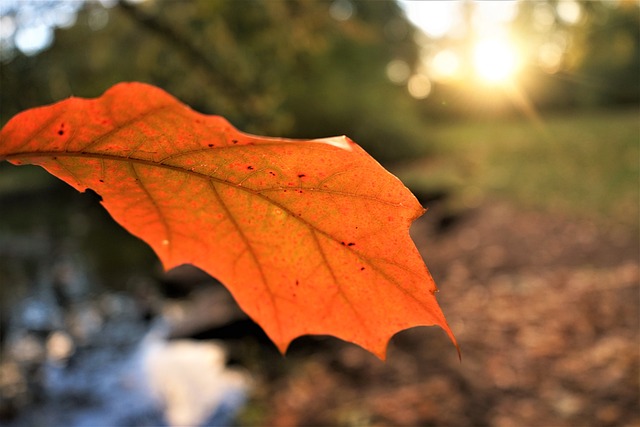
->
0, 82, 457, 359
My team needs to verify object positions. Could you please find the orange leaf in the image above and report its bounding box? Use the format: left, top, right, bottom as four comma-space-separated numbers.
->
0, 82, 457, 359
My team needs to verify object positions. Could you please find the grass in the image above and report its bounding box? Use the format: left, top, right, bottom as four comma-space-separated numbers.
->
394, 108, 639, 229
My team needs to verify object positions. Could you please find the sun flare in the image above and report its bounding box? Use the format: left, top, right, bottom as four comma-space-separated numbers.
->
473, 38, 520, 84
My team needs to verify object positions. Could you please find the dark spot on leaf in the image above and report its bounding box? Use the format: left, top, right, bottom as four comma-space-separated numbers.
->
247, 166, 254, 170
269, 171, 276, 176
232, 139, 238, 144
298, 174, 306, 178
57, 130, 64, 136
208, 144, 214, 147
99, 179, 104, 183
341, 242, 346, 246
360, 267, 365, 271
347, 242, 355, 246
295, 280, 299, 286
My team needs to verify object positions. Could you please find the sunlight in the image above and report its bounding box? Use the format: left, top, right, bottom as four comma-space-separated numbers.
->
400, 0, 459, 38
473, 38, 520, 84
430, 49, 461, 82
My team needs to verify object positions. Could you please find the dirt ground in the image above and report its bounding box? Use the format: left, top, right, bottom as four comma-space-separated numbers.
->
242, 199, 639, 427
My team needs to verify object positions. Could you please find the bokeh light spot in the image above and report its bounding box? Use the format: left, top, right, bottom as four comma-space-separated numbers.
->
556, 0, 582, 25
386, 59, 411, 84
407, 74, 432, 99
15, 25, 53, 56
400, 0, 459, 39
430, 49, 461, 82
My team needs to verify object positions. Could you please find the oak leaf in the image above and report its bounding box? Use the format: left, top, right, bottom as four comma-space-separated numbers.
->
0, 82, 457, 359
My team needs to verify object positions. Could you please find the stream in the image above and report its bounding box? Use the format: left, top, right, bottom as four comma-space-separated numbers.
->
0, 164, 250, 427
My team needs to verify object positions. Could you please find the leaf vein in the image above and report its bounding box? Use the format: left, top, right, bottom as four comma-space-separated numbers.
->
7, 151, 420, 302
129, 163, 172, 253
79, 104, 175, 153
207, 180, 283, 341
310, 229, 373, 336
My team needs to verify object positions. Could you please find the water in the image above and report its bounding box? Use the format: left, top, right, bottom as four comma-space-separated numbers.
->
0, 166, 250, 427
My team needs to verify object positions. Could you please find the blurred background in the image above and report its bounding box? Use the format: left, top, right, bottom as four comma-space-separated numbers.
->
0, 0, 638, 426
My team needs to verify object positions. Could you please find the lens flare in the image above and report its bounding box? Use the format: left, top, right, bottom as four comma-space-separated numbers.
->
473, 38, 520, 84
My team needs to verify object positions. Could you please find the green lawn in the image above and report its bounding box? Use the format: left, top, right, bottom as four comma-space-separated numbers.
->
395, 108, 639, 229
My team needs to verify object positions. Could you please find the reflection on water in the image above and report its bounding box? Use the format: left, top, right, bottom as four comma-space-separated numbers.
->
0, 164, 250, 426
3, 314, 249, 427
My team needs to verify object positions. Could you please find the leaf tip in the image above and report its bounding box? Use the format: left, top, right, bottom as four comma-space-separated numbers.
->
274, 339, 292, 357
440, 322, 461, 361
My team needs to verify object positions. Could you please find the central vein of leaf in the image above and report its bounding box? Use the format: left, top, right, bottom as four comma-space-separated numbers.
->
6, 150, 377, 246
7, 150, 436, 316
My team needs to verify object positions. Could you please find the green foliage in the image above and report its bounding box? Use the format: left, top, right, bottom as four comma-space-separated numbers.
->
572, 2, 640, 105
515, 0, 640, 108
397, 108, 639, 229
